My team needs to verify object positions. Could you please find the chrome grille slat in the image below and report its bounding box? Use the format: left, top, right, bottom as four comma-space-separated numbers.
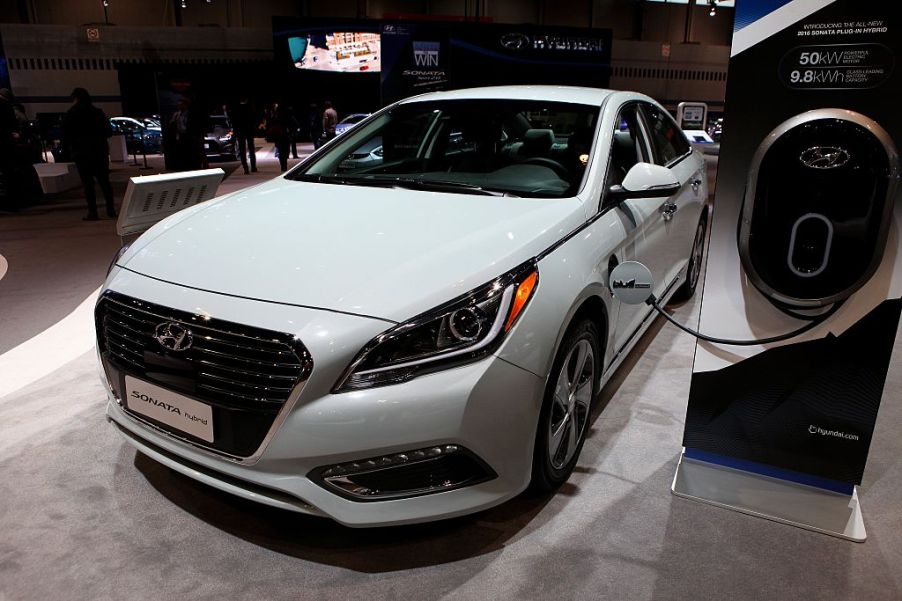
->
192, 336, 296, 358
196, 382, 285, 405
198, 371, 293, 394
105, 339, 146, 370
195, 359, 298, 381
104, 334, 144, 359
192, 345, 301, 369
104, 319, 150, 345
105, 304, 157, 327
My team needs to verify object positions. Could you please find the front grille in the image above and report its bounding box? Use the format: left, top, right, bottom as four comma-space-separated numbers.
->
96, 291, 313, 458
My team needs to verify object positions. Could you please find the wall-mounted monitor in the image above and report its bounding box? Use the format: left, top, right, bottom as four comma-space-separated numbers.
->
288, 32, 381, 73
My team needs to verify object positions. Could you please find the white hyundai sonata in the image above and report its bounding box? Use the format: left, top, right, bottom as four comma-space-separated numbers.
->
97, 86, 707, 526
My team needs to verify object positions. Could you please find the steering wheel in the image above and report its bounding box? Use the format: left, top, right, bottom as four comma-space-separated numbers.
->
520, 157, 572, 181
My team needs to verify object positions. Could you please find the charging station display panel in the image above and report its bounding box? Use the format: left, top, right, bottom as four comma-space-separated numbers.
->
685, 0, 902, 487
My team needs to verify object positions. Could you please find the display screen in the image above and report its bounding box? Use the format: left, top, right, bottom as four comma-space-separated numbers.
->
288, 32, 381, 73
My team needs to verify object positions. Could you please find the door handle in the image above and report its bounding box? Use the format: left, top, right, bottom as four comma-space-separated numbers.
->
660, 200, 678, 221
691, 178, 702, 193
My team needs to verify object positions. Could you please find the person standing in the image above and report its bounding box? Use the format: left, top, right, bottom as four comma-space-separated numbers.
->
62, 88, 115, 221
307, 103, 322, 149
322, 100, 338, 144
0, 88, 21, 212
231, 96, 257, 174
167, 96, 206, 172
266, 102, 290, 173
287, 104, 300, 159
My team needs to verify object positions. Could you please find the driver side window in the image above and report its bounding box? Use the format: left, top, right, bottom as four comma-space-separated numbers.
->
605, 105, 649, 189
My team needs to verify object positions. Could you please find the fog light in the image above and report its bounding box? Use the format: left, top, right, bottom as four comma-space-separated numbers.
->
310, 444, 495, 501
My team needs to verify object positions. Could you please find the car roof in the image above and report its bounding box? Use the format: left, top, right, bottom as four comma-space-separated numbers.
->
399, 85, 617, 106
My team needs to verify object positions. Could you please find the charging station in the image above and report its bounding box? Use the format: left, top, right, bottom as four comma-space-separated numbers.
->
672, 0, 902, 541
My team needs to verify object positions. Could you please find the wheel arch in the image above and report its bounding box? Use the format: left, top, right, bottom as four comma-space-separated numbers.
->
545, 288, 611, 384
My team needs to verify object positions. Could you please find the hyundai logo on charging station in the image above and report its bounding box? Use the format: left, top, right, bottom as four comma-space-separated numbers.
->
799, 146, 851, 169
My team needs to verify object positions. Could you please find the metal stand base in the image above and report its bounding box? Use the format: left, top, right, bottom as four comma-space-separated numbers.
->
671, 452, 866, 542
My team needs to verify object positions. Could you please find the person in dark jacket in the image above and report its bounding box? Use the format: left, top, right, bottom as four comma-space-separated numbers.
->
166, 96, 207, 172
0, 88, 21, 212
62, 88, 115, 220
266, 102, 291, 173
230, 97, 257, 174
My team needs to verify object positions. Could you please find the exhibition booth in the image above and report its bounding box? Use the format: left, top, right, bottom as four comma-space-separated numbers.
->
1, 0, 901, 599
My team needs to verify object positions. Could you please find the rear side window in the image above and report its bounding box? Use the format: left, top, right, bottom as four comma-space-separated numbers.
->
641, 104, 690, 165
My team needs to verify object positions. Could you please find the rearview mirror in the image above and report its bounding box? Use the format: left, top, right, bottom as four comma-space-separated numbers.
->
608, 163, 681, 202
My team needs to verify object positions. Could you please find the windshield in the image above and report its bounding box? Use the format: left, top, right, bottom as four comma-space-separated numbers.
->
288, 99, 599, 198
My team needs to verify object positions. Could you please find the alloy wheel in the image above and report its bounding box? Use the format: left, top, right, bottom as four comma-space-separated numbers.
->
547, 339, 595, 470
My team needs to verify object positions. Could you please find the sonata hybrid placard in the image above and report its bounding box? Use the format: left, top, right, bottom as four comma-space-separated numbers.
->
684, 0, 902, 489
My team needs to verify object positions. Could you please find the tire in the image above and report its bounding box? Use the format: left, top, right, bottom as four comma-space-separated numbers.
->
670, 214, 708, 303
531, 319, 601, 492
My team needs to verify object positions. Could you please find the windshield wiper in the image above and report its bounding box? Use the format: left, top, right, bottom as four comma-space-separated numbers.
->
381, 177, 515, 197
292, 173, 516, 196
289, 173, 386, 186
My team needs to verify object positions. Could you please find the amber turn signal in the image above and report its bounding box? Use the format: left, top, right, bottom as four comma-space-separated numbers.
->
505, 270, 539, 331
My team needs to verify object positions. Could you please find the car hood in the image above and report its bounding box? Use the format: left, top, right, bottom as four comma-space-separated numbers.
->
119, 178, 586, 322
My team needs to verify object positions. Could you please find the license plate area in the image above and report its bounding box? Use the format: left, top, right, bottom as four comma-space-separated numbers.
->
124, 376, 214, 443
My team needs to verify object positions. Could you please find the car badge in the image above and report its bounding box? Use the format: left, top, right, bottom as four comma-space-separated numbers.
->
154, 322, 193, 352
500, 33, 530, 50
799, 146, 851, 169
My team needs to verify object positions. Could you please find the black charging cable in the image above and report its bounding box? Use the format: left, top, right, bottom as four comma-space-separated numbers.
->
645, 295, 842, 346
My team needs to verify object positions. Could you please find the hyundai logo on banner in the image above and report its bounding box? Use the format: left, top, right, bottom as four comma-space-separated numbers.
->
413, 41, 440, 67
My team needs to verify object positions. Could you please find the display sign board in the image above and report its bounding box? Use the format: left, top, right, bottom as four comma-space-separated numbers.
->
117, 168, 224, 238
675, 0, 901, 540
380, 22, 611, 104
677, 101, 708, 129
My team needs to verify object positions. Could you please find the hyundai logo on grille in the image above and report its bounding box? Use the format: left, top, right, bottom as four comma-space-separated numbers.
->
799, 146, 851, 169
154, 322, 193, 352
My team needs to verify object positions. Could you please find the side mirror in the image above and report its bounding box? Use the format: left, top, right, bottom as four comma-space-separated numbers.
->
608, 163, 681, 202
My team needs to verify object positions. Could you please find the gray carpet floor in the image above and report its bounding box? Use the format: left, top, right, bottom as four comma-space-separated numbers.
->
2, 160, 901, 600
1, 296, 900, 600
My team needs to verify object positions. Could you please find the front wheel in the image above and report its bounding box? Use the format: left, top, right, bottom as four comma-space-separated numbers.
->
531, 319, 600, 492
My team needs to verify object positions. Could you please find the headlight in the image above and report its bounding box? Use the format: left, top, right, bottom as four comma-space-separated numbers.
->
334, 262, 539, 392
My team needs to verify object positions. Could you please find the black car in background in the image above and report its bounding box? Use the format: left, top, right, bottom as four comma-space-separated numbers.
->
204, 115, 237, 160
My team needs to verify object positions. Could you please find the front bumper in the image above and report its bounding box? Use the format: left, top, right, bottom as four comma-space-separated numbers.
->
101, 269, 546, 527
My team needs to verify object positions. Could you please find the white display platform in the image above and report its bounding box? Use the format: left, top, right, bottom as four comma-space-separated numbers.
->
116, 168, 225, 239
109, 134, 128, 162
672, 452, 866, 542
33, 163, 81, 194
